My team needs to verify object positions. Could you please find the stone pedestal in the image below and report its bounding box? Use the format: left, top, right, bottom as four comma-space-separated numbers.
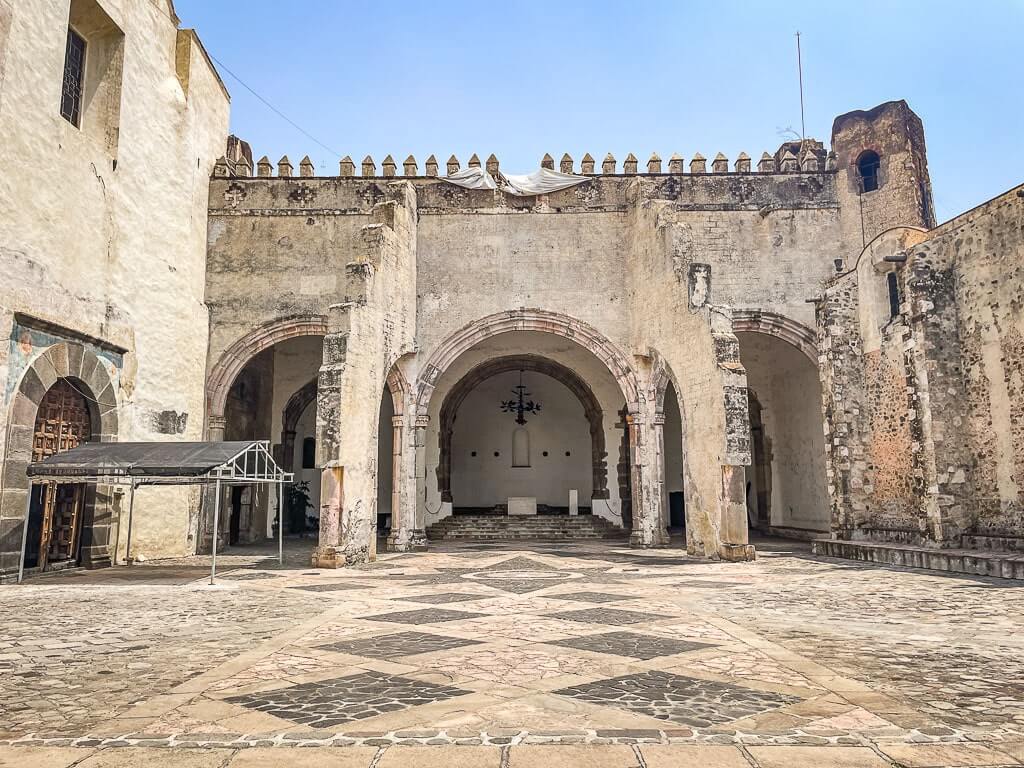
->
508, 497, 537, 516
569, 489, 578, 516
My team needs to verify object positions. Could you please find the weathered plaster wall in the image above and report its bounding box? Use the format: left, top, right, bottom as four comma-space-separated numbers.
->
0, 0, 228, 573
450, 370, 593, 509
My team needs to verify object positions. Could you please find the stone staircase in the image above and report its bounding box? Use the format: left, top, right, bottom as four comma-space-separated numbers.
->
426, 513, 627, 542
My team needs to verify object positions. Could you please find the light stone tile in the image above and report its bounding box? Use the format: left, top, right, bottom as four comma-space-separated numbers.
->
508, 745, 639, 767
0, 747, 96, 768
640, 745, 751, 768
377, 745, 502, 767
879, 743, 1023, 766
228, 747, 379, 767
78, 748, 235, 767
748, 746, 891, 768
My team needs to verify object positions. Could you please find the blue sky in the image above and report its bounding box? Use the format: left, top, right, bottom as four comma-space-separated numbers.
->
175, 1, 1023, 222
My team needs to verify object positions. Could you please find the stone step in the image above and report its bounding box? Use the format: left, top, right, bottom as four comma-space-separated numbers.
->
426, 513, 627, 541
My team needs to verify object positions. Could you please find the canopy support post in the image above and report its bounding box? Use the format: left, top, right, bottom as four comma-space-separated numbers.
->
17, 485, 33, 584
278, 481, 284, 566
210, 478, 222, 585
124, 479, 137, 567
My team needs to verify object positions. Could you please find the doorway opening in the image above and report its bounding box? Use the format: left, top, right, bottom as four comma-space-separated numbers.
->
24, 379, 93, 571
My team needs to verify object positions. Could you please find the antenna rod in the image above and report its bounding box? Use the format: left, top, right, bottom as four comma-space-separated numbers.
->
796, 31, 806, 145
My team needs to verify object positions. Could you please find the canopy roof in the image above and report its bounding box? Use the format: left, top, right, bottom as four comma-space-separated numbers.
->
27, 440, 292, 485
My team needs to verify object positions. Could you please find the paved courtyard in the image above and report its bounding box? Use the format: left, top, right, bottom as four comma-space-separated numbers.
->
1, 538, 1023, 767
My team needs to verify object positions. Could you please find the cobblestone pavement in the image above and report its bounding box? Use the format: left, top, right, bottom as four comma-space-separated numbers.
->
1, 537, 1024, 767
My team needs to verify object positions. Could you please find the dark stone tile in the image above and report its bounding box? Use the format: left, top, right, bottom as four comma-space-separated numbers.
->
554, 670, 800, 727
289, 583, 370, 592
544, 608, 663, 626
226, 669, 470, 727
542, 591, 631, 604
362, 608, 488, 624
318, 631, 482, 659
396, 592, 486, 604
545, 631, 714, 660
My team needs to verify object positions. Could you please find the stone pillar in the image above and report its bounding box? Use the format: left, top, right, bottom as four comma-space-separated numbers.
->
651, 411, 670, 546
627, 411, 663, 547
313, 465, 344, 568
386, 414, 426, 551
412, 416, 429, 541
718, 464, 755, 561
207, 415, 226, 442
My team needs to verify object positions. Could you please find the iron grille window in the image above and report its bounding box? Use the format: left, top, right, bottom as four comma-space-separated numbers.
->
60, 28, 86, 126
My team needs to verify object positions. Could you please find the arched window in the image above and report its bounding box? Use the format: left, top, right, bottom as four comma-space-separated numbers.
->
857, 150, 881, 193
887, 271, 901, 320
512, 427, 530, 467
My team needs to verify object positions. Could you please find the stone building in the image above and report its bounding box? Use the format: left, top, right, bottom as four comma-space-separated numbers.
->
0, 0, 229, 580
2, 3, 1021, 580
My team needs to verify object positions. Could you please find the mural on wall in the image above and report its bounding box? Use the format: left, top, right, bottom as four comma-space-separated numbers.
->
5, 320, 124, 407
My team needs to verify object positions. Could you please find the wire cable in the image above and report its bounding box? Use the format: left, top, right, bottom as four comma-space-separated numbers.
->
207, 53, 343, 160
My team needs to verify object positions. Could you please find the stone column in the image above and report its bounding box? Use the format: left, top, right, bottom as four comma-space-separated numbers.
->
387, 414, 428, 552
650, 411, 670, 546
412, 416, 429, 543
627, 411, 663, 547
718, 463, 755, 561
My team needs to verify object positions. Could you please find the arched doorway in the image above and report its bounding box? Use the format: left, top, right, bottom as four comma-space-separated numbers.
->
216, 334, 325, 546
419, 326, 640, 538
437, 355, 610, 511
735, 327, 829, 535
24, 380, 94, 570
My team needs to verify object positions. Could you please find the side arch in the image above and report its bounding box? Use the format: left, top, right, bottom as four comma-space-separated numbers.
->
279, 378, 317, 472
416, 309, 641, 417
436, 354, 610, 503
731, 310, 818, 364
1, 342, 120, 571
206, 314, 327, 420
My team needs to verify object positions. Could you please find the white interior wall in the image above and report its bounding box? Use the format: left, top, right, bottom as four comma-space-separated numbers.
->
423, 331, 629, 526
376, 391, 394, 520
737, 332, 830, 532
291, 402, 322, 523
451, 371, 591, 508
267, 336, 323, 537
664, 384, 684, 494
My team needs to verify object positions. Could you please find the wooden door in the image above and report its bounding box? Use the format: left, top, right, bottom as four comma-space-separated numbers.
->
32, 380, 91, 569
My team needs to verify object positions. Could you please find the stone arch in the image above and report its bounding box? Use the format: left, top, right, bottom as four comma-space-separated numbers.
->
416, 309, 641, 418
731, 310, 818, 364
206, 314, 327, 421
385, 360, 411, 417
279, 378, 317, 472
436, 354, 610, 503
1, 342, 120, 573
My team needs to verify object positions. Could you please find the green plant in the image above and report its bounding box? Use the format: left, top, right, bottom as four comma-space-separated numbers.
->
284, 481, 313, 535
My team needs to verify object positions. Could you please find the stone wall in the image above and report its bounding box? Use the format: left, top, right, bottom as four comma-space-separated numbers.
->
818, 185, 1024, 548
0, 0, 229, 576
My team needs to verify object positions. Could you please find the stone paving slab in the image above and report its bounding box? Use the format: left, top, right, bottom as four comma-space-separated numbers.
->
3, 538, 1024, 763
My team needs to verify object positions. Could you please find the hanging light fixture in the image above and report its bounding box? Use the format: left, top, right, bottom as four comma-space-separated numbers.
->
500, 370, 541, 425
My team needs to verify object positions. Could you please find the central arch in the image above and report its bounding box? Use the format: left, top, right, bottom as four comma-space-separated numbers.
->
416, 309, 641, 418
437, 354, 610, 503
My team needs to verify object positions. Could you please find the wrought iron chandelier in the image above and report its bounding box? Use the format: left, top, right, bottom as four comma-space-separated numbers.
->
500, 370, 542, 425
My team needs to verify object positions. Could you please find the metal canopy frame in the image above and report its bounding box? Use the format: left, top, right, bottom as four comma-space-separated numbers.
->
19, 440, 294, 585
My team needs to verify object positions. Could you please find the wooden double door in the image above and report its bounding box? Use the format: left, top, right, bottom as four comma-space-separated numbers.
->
25, 380, 92, 570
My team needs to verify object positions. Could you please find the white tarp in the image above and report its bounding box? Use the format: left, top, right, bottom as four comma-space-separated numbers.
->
443, 166, 589, 196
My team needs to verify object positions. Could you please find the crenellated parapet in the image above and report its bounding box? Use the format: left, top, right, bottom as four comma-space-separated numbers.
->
211, 141, 838, 182
210, 139, 840, 215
